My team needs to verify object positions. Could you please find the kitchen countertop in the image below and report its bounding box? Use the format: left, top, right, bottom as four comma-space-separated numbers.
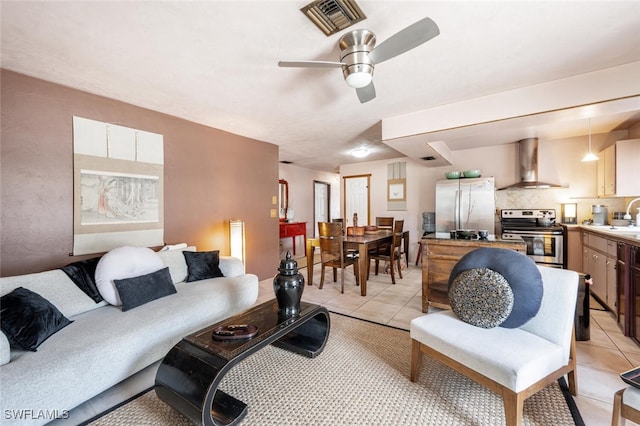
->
566, 224, 640, 244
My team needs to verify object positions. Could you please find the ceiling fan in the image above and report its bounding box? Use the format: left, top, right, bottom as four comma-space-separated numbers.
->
278, 17, 440, 103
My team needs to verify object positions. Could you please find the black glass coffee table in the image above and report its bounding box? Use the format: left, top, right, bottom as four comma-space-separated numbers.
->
155, 300, 330, 425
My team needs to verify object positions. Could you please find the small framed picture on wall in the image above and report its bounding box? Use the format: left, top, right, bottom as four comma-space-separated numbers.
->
387, 179, 406, 201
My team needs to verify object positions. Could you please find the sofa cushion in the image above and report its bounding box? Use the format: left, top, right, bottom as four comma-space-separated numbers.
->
157, 246, 196, 284
114, 267, 176, 311
95, 246, 165, 306
410, 311, 566, 393
449, 248, 543, 328
0, 287, 73, 351
60, 256, 103, 302
449, 267, 514, 328
183, 250, 224, 282
0, 269, 105, 319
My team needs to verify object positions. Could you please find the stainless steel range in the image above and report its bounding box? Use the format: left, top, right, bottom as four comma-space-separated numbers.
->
501, 209, 565, 268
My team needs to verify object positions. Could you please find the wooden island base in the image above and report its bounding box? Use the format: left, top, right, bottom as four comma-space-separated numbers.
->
421, 235, 526, 312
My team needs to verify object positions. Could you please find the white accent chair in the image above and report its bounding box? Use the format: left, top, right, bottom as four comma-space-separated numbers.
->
410, 266, 579, 426
612, 385, 640, 425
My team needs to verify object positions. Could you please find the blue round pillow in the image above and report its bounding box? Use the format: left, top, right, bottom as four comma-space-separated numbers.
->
448, 248, 543, 328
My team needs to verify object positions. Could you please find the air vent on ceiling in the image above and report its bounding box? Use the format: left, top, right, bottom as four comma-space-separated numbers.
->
301, 0, 366, 36
421, 156, 436, 161
280, 160, 293, 164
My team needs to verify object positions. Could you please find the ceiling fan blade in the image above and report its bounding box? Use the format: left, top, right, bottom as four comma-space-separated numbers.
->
278, 60, 345, 68
368, 17, 440, 65
356, 82, 376, 103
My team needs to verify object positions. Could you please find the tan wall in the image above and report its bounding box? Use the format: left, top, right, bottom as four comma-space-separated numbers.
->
0, 70, 280, 279
278, 163, 340, 239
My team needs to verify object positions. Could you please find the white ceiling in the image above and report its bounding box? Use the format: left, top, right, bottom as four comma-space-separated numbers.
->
2, 1, 640, 172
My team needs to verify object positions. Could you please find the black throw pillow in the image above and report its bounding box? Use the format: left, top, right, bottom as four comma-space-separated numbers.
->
183, 250, 224, 282
114, 267, 176, 312
61, 256, 103, 302
0, 287, 73, 351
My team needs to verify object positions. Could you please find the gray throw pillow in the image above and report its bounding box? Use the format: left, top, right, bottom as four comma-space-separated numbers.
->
449, 268, 514, 328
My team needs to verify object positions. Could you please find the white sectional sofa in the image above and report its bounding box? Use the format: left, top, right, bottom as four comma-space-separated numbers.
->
0, 246, 259, 425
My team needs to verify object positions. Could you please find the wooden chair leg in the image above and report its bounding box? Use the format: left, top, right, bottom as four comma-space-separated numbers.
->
566, 329, 578, 395
332, 267, 337, 282
612, 388, 623, 426
340, 267, 345, 294
410, 339, 422, 382
375, 259, 380, 276
503, 391, 524, 426
396, 253, 403, 279
353, 262, 360, 286
319, 265, 325, 289
567, 369, 577, 396
389, 257, 396, 284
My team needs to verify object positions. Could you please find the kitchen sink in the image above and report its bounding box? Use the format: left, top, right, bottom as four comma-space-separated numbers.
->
586, 225, 640, 239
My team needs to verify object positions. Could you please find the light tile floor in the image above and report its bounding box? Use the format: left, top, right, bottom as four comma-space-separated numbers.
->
257, 262, 640, 426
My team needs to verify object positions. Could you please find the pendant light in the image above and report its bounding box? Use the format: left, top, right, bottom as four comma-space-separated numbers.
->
581, 118, 599, 162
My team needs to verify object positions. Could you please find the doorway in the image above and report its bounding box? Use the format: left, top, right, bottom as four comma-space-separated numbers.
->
313, 181, 330, 237
343, 175, 370, 226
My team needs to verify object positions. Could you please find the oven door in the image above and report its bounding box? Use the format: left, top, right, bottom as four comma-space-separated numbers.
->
503, 231, 564, 266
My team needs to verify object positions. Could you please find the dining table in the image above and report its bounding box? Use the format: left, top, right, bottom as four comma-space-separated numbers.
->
305, 230, 409, 297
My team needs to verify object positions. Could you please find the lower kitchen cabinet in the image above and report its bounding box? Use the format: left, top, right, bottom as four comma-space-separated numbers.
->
617, 242, 628, 333
632, 245, 640, 341
583, 233, 618, 314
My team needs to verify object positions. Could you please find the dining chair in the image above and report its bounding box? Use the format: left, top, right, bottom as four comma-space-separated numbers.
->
331, 218, 345, 235
318, 222, 359, 293
368, 219, 404, 284
371, 216, 394, 254
376, 217, 394, 230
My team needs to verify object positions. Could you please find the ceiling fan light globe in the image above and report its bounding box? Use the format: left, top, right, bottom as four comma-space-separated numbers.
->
345, 71, 372, 89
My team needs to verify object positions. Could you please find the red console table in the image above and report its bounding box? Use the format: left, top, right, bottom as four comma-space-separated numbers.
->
279, 222, 307, 256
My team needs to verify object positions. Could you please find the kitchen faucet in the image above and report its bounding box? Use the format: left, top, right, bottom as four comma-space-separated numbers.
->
623, 197, 640, 222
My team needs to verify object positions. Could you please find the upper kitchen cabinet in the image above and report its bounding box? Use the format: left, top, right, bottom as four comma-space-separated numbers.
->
597, 139, 640, 197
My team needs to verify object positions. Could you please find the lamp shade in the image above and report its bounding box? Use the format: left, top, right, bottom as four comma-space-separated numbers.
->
561, 203, 577, 224
229, 220, 245, 263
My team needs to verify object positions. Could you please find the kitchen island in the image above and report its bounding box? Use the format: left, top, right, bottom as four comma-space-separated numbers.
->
421, 233, 526, 312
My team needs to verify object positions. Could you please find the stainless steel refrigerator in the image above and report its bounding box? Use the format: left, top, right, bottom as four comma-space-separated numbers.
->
435, 177, 496, 233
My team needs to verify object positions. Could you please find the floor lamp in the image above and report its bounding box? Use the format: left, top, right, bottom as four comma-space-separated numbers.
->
229, 220, 245, 263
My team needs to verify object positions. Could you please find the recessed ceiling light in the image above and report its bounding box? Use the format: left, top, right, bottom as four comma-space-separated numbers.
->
351, 147, 369, 158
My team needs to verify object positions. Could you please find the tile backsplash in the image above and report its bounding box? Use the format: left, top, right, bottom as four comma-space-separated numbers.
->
495, 188, 627, 225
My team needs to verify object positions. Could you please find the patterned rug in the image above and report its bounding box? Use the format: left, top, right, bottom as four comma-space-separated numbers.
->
88, 314, 583, 425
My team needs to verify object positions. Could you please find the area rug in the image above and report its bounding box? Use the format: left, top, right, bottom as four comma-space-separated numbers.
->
88, 314, 583, 426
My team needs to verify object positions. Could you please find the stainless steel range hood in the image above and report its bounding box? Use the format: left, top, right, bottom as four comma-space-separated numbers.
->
499, 138, 562, 190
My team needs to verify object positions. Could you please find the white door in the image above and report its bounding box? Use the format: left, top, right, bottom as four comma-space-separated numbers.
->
313, 181, 330, 236
344, 175, 370, 226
